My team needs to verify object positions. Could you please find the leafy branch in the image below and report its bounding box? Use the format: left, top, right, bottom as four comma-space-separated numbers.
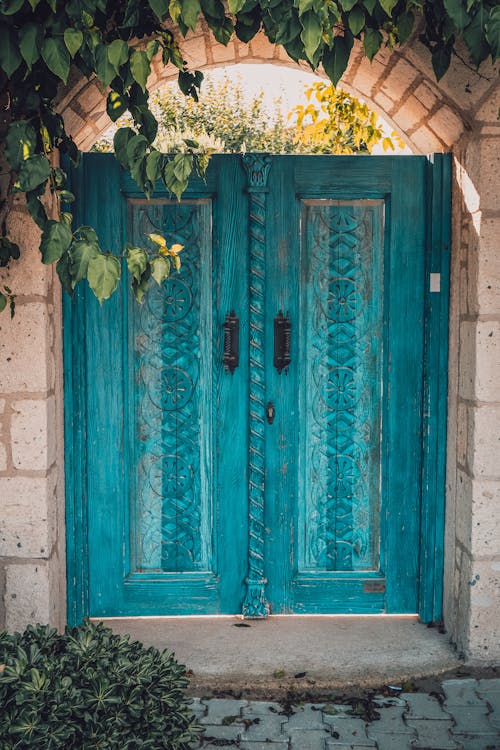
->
0, 0, 498, 313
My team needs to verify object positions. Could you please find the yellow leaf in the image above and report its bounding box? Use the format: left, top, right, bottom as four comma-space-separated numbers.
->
148, 233, 167, 248
167, 243, 184, 256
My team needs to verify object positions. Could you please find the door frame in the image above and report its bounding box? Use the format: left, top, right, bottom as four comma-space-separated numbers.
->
64, 153, 451, 625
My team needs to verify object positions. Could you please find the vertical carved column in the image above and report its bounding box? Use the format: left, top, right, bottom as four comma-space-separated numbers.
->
242, 154, 271, 618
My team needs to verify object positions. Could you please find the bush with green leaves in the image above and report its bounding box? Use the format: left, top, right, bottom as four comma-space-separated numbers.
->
0, 620, 200, 750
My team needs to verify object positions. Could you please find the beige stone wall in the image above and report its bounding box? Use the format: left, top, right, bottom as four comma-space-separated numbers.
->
0, 198, 66, 632
0, 27, 498, 661
444, 110, 500, 661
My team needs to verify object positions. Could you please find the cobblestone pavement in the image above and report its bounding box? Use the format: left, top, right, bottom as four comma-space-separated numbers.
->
190, 678, 500, 749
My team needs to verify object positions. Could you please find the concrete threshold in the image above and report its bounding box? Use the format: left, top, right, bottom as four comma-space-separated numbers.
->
95, 615, 462, 697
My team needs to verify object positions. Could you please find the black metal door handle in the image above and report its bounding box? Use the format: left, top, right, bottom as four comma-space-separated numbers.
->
274, 310, 291, 374
223, 310, 239, 374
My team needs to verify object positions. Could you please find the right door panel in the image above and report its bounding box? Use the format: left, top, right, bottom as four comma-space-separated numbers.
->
264, 156, 427, 614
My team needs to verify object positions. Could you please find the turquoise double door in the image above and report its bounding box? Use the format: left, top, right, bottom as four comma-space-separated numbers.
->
65, 153, 450, 622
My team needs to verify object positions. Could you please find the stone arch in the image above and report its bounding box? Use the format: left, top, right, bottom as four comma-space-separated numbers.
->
57, 27, 498, 155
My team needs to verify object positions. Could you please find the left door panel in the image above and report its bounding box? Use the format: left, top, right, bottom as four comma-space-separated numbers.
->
65, 154, 248, 618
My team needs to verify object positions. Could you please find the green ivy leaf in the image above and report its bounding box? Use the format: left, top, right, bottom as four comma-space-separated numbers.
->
132, 263, 151, 302
443, 0, 469, 32
432, 44, 452, 80
0, 25, 23, 77
339, 0, 357, 10
323, 33, 353, 86
127, 134, 148, 165
41, 37, 71, 83
300, 11, 323, 63
95, 43, 116, 88
485, 6, 500, 60
126, 247, 148, 282
181, 0, 201, 30
107, 91, 128, 122
162, 160, 188, 200
150, 255, 171, 285
56, 251, 74, 297
64, 28, 83, 57
463, 6, 490, 66
228, 0, 246, 11
17, 155, 51, 192
0, 293, 6, 314
379, 0, 397, 18
172, 153, 193, 182
26, 193, 48, 230
70, 239, 99, 284
114, 127, 136, 167
40, 220, 73, 265
1, 0, 24, 14
87, 253, 121, 302
348, 6, 365, 36
19, 23, 43, 68
107, 39, 129, 72
130, 49, 150, 92
363, 27, 382, 60
148, 0, 168, 19
5, 121, 37, 170
146, 150, 163, 183
397, 11, 415, 44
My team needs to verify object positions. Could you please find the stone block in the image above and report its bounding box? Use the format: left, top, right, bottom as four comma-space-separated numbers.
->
408, 125, 444, 154
428, 106, 465, 148
474, 217, 500, 316
459, 321, 476, 400
11, 396, 56, 471
456, 402, 469, 468
445, 705, 495, 735
5, 563, 50, 631
211, 40, 236, 64
413, 82, 439, 110
470, 479, 500, 556
379, 59, 420, 102
62, 106, 87, 138
249, 34, 276, 60
476, 88, 500, 123
467, 560, 500, 660
287, 729, 330, 749
468, 405, 500, 479
4, 211, 52, 297
0, 441, 6, 471
455, 470, 473, 549
392, 98, 427, 133
350, 56, 387, 97
442, 678, 482, 706
479, 137, 500, 212
181, 36, 208, 69
0, 302, 53, 393
76, 82, 105, 115
0, 476, 54, 557
473, 321, 500, 402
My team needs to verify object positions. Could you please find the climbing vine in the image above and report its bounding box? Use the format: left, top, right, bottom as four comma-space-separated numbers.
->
0, 0, 498, 311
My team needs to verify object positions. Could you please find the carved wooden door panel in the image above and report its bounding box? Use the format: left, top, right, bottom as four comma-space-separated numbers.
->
261, 156, 448, 617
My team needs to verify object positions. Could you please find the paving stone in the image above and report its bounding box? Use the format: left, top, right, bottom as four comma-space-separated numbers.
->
364, 706, 410, 733
190, 697, 207, 720
406, 719, 461, 749
323, 716, 375, 746
456, 735, 500, 750
365, 732, 415, 750
285, 705, 328, 730
326, 741, 376, 749
288, 729, 330, 749
447, 705, 496, 735
402, 692, 451, 720
241, 701, 283, 716
199, 698, 247, 725
477, 679, 500, 695
240, 715, 287, 742
322, 704, 354, 718
239, 743, 289, 750
442, 679, 483, 706
199, 724, 241, 741
373, 695, 407, 708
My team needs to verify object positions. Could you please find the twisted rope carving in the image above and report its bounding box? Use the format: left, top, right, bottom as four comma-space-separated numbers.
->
242, 154, 271, 618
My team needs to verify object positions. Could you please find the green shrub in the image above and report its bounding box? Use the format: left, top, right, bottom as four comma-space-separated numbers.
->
0, 620, 201, 749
